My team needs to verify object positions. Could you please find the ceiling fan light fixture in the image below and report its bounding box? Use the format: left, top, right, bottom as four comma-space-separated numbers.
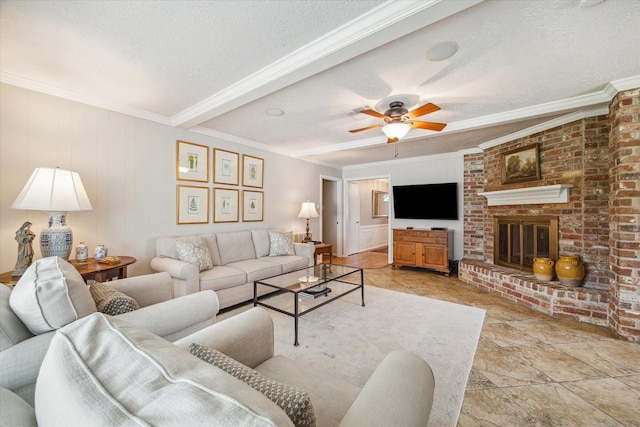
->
382, 122, 411, 140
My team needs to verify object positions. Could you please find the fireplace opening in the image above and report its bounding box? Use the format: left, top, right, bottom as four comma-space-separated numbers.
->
494, 216, 558, 271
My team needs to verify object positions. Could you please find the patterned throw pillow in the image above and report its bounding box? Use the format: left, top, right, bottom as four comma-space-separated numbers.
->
89, 282, 139, 316
268, 231, 295, 256
189, 343, 316, 427
175, 237, 214, 271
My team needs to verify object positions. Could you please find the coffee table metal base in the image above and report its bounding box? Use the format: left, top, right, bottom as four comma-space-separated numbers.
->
254, 265, 364, 346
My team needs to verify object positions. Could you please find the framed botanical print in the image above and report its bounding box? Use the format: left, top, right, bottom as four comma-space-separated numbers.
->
242, 154, 264, 188
213, 148, 239, 185
501, 143, 540, 184
176, 140, 209, 182
242, 190, 264, 222
176, 185, 209, 224
213, 188, 239, 223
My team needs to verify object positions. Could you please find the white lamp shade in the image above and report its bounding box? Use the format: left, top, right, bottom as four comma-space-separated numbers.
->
297, 201, 319, 218
382, 122, 411, 140
12, 167, 93, 212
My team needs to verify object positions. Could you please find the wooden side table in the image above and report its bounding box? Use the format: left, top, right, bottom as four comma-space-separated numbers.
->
314, 243, 333, 266
69, 256, 137, 282
0, 256, 136, 285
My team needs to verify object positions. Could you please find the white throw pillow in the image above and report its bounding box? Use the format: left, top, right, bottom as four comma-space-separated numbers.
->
35, 313, 295, 426
9, 257, 96, 335
175, 237, 214, 271
268, 231, 295, 256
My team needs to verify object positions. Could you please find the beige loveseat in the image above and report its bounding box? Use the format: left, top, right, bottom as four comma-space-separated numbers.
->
2, 307, 435, 426
0, 258, 219, 406
151, 230, 315, 309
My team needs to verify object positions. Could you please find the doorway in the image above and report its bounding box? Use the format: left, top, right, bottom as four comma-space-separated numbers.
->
320, 176, 341, 257
347, 181, 360, 255
343, 176, 390, 258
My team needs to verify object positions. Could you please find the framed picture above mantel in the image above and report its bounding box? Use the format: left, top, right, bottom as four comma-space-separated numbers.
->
500, 143, 540, 184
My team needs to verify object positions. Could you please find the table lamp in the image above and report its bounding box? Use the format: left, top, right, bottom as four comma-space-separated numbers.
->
12, 167, 93, 260
297, 200, 319, 243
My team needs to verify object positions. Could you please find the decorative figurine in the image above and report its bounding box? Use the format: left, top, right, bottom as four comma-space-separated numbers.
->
13, 221, 35, 276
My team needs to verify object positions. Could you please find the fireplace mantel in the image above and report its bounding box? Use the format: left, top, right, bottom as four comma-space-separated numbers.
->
479, 184, 573, 206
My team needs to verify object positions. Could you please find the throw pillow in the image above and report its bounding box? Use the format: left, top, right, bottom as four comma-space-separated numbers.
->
268, 231, 295, 256
9, 257, 96, 334
89, 282, 139, 316
36, 313, 295, 426
175, 237, 214, 271
190, 343, 316, 427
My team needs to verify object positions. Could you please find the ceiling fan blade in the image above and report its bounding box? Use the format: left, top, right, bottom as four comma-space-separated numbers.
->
410, 121, 447, 132
349, 124, 383, 133
387, 137, 399, 144
360, 109, 388, 119
404, 102, 440, 119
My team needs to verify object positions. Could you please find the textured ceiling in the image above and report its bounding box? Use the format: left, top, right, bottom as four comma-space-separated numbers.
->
1, 0, 639, 168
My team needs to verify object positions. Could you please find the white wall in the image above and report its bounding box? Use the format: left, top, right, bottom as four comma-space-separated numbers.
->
343, 152, 465, 260
0, 84, 341, 274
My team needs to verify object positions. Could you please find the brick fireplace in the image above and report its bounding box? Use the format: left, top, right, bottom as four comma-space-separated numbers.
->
459, 87, 639, 343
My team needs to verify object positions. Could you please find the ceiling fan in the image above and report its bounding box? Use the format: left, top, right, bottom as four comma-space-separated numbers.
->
349, 101, 447, 143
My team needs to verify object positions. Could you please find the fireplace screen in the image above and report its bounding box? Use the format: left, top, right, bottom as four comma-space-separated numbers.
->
494, 216, 558, 271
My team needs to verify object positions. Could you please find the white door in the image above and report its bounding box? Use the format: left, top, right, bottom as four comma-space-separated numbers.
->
347, 181, 360, 255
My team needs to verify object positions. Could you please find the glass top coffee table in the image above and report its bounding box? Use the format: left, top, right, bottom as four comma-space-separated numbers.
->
254, 263, 364, 346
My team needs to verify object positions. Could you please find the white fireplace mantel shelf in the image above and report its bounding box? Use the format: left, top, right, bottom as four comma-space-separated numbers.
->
479, 184, 573, 206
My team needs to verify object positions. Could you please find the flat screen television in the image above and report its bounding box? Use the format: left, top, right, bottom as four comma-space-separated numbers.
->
392, 182, 458, 220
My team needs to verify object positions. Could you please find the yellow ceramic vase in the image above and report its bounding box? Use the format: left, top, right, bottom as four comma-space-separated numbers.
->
555, 255, 584, 287
533, 258, 554, 282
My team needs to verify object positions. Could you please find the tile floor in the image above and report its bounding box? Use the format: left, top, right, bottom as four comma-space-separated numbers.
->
340, 261, 640, 426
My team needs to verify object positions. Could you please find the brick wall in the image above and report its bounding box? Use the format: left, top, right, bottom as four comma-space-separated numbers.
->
478, 116, 611, 289
608, 87, 640, 342
461, 87, 639, 342
463, 153, 485, 260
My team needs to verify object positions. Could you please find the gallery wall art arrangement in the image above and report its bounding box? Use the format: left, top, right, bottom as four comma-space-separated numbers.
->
175, 140, 264, 224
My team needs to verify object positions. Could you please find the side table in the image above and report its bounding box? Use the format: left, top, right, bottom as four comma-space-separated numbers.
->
0, 256, 136, 285
69, 256, 137, 282
314, 243, 333, 266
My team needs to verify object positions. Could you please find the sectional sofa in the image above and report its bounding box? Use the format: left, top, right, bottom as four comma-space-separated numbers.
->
3, 307, 435, 426
0, 257, 219, 406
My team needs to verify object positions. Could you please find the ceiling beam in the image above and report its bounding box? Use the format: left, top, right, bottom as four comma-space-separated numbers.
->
170, 0, 483, 129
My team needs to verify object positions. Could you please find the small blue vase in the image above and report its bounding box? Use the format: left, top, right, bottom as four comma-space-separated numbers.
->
93, 245, 108, 261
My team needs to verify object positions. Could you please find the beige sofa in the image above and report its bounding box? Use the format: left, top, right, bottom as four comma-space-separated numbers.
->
151, 230, 315, 309
0, 266, 219, 406
3, 307, 435, 426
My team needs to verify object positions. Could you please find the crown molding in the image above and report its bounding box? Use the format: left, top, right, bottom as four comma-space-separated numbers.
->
343, 150, 463, 171
478, 106, 609, 150
190, 126, 290, 156
0, 72, 171, 126
609, 75, 640, 92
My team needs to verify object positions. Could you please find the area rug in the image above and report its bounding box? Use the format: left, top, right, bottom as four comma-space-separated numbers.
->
221, 285, 485, 426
